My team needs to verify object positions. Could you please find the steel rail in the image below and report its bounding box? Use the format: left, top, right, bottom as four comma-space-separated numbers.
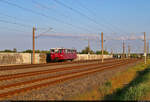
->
0, 58, 114, 71
0, 59, 139, 90
0, 59, 128, 81
0, 59, 140, 99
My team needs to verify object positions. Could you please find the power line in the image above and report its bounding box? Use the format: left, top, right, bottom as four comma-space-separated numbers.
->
0, 15, 54, 34
0, 0, 49, 18
75, 0, 116, 33
0, 12, 21, 20
35, 0, 103, 33
75, 0, 128, 34
32, 0, 96, 32
0, 19, 32, 28
0, 12, 34, 28
0, 0, 95, 33
0, 26, 31, 33
0, 12, 51, 28
53, 0, 112, 32
32, 0, 95, 33
35, 27, 53, 39
75, 0, 96, 18
32, 0, 69, 19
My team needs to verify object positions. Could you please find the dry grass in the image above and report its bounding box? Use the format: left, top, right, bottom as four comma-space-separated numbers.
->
70, 60, 150, 100
104, 60, 150, 100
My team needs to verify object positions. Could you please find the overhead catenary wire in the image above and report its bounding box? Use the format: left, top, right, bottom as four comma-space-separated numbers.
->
32, 0, 69, 19
0, 16, 53, 35
0, 19, 32, 28
0, 26, 31, 34
74, 0, 116, 33
35, 27, 53, 39
75, 0, 96, 18
0, 12, 53, 30
32, 0, 96, 33
0, 12, 23, 21
0, 0, 146, 54
75, 0, 129, 35
0, 0, 95, 33
53, 0, 113, 32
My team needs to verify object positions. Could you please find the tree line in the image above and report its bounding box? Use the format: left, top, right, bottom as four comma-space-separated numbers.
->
0, 46, 109, 55
0, 49, 49, 53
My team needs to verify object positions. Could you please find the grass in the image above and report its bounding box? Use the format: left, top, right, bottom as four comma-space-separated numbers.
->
104, 60, 150, 100
69, 59, 150, 100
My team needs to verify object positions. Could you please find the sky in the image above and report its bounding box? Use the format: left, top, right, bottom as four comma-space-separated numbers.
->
0, 0, 150, 53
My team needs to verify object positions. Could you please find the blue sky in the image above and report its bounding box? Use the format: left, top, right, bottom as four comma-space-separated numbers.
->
0, 0, 150, 53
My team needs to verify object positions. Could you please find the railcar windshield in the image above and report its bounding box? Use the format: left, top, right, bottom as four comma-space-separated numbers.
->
50, 49, 59, 53
50, 49, 55, 53
51, 49, 76, 53
59, 49, 63, 53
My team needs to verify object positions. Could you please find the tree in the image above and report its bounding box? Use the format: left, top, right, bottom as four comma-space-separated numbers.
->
35, 50, 40, 53
4, 49, 13, 52
13, 48, 17, 52
0, 48, 17, 53
22, 49, 50, 53
22, 49, 33, 53
80, 46, 94, 54
41, 50, 50, 53
96, 50, 109, 55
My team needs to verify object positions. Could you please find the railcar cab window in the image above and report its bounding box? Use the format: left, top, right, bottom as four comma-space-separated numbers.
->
72, 50, 74, 53
66, 49, 68, 53
65, 49, 67, 53
55, 49, 59, 53
50, 49, 55, 53
66, 49, 67, 53
59, 49, 63, 53
50, 49, 59, 53
50, 48, 76, 54
68, 49, 71, 53
67, 49, 69, 53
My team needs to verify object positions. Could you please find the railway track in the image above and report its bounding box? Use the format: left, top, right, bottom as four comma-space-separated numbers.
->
0, 59, 126, 81
0, 59, 135, 90
0, 58, 114, 71
0, 58, 141, 99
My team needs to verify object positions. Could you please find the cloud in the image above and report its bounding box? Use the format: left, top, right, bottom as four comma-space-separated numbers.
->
36, 33, 150, 41
105, 35, 146, 41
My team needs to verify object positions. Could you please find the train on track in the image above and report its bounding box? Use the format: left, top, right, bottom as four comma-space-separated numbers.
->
50, 48, 77, 62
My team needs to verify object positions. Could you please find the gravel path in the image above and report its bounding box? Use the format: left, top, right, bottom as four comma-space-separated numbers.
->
3, 60, 141, 100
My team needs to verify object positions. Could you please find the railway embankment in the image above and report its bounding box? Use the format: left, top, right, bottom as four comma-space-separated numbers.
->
71, 59, 150, 100
0, 59, 139, 100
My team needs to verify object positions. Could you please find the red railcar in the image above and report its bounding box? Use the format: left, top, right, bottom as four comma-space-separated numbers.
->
50, 48, 77, 61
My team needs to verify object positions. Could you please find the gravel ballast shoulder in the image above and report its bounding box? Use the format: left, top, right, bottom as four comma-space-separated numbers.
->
5, 61, 141, 100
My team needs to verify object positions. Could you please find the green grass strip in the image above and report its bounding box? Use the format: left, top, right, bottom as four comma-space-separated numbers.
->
104, 60, 150, 100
